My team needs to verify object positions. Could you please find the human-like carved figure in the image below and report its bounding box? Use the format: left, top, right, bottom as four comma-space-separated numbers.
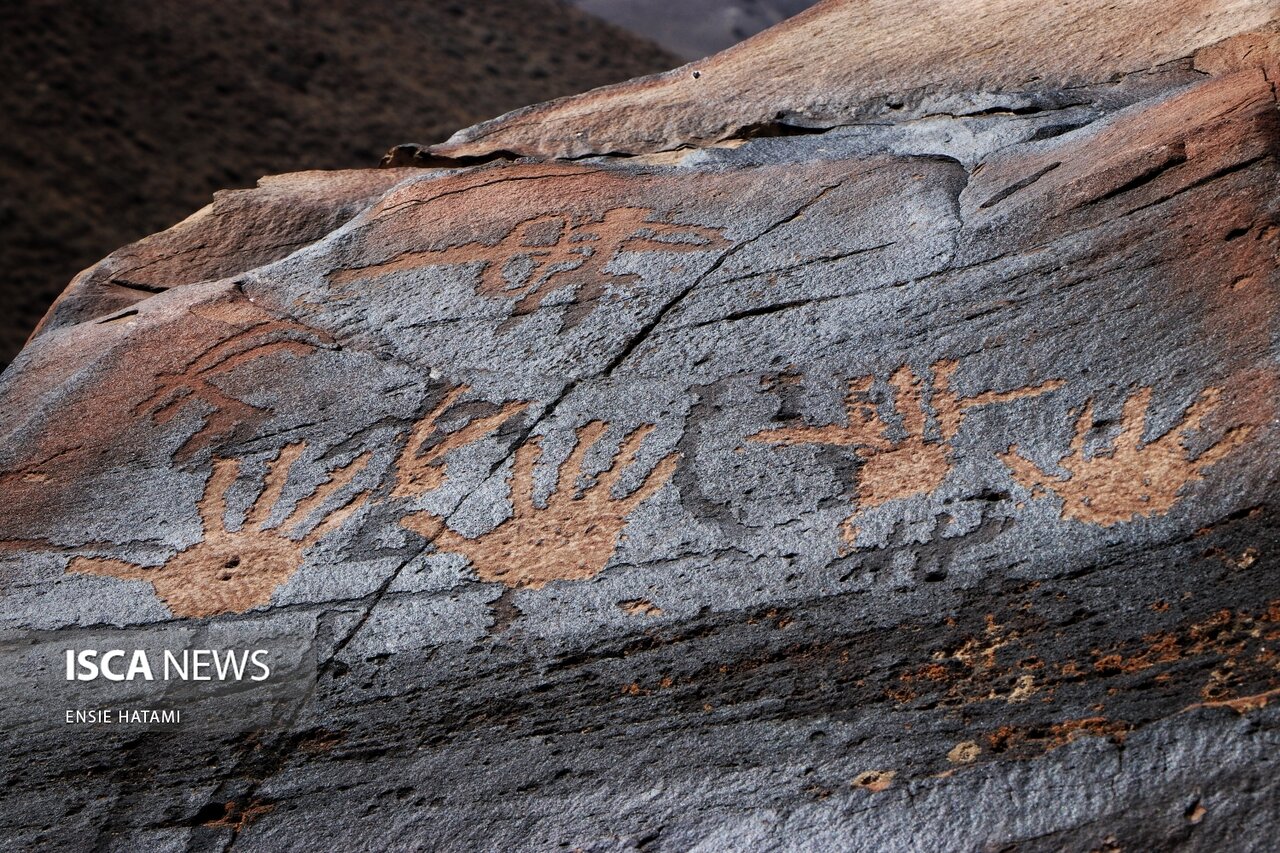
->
330, 207, 729, 326
138, 322, 322, 458
1002, 386, 1250, 526
69, 443, 371, 617
391, 386, 529, 498
751, 361, 1060, 539
403, 421, 678, 588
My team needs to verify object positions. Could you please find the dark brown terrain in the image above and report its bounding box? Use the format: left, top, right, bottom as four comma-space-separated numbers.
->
0, 0, 677, 365
570, 0, 817, 59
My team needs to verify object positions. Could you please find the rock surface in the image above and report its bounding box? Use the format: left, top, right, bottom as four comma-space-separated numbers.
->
3, 1, 1279, 850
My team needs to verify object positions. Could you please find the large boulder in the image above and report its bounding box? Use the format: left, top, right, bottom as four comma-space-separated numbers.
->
2, 1, 1278, 849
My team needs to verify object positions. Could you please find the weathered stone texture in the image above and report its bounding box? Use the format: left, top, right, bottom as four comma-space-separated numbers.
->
2, 1, 1278, 850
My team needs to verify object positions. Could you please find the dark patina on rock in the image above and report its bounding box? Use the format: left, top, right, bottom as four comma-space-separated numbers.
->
2, 1, 1278, 850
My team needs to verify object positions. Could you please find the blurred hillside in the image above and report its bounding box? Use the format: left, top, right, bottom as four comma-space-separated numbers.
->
571, 0, 817, 59
0, 0, 677, 366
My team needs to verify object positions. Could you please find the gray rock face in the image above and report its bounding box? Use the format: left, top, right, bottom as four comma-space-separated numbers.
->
2, 2, 1278, 850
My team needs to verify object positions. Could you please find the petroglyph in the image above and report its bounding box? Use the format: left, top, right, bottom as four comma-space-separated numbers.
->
391, 386, 529, 498
851, 770, 896, 792
69, 443, 371, 617
751, 361, 1060, 538
403, 421, 678, 588
330, 207, 729, 326
1002, 386, 1251, 526
137, 321, 324, 459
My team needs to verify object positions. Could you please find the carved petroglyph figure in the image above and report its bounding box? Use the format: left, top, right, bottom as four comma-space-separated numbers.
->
69, 443, 372, 617
1002, 386, 1250, 526
138, 322, 322, 459
403, 421, 678, 588
751, 361, 1060, 540
331, 207, 729, 326
391, 385, 529, 498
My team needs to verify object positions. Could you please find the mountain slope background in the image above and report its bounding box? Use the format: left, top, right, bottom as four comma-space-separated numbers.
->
0, 0, 678, 366
570, 0, 817, 59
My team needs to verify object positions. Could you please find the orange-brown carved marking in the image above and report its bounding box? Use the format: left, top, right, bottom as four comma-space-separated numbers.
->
201, 800, 276, 832
391, 386, 529, 498
1001, 386, 1251, 526
136, 322, 323, 459
984, 717, 1130, 757
751, 361, 1060, 533
619, 599, 664, 617
68, 443, 371, 617
851, 770, 895, 792
947, 741, 981, 763
330, 207, 729, 325
405, 421, 678, 588
894, 594, 1280, 734
1189, 687, 1280, 714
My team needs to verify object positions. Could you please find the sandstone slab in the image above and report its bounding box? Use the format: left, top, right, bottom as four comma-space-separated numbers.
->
2, 2, 1279, 850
